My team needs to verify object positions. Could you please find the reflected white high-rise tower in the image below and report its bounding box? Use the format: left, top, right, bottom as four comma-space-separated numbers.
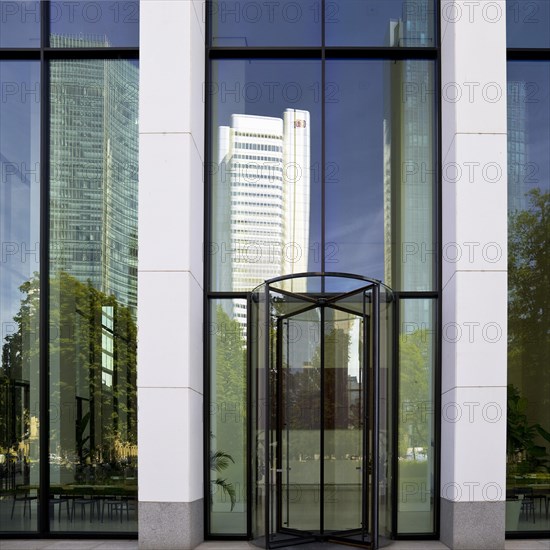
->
215, 109, 310, 323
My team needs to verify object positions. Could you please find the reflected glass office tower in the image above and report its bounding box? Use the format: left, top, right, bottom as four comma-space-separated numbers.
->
48, 35, 139, 528
507, 81, 528, 214
383, 10, 436, 534
384, 15, 435, 292
50, 35, 139, 312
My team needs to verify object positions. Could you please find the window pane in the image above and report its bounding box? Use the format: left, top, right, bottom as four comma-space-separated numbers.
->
210, 59, 322, 292
507, 0, 550, 48
209, 299, 248, 534
0, 61, 40, 531
326, 0, 436, 47
506, 62, 550, 533
49, 58, 139, 532
210, 0, 320, 46
0, 1, 40, 47
398, 299, 435, 533
50, 0, 139, 48
326, 60, 436, 291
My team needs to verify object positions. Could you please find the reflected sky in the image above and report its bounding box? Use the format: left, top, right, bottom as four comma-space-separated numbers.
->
507, 0, 550, 48
210, 0, 436, 47
211, 59, 436, 291
0, 61, 40, 338
326, 0, 435, 46
0, 1, 139, 48
326, 61, 387, 280
50, 0, 139, 47
0, 1, 40, 47
211, 0, 320, 46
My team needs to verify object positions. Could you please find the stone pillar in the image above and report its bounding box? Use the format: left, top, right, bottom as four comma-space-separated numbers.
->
440, 1, 507, 548
138, 1, 205, 548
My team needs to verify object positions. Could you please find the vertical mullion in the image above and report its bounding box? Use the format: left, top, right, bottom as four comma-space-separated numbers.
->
38, 0, 51, 535
371, 285, 380, 549
321, 0, 326, 288
246, 294, 253, 539
361, 291, 369, 539
319, 306, 325, 534
264, 284, 270, 548
391, 296, 399, 536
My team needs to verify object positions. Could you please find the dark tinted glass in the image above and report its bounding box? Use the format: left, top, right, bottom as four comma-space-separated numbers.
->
326, 0, 436, 47
50, 0, 139, 48
210, 0, 320, 46
325, 60, 436, 291
507, 0, 550, 48
506, 62, 550, 533
0, 61, 41, 531
0, 1, 40, 47
49, 58, 138, 532
209, 59, 322, 292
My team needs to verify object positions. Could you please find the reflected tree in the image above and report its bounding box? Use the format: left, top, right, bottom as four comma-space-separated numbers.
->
399, 328, 430, 458
508, 188, 550, 462
0, 274, 39, 482
0, 271, 137, 482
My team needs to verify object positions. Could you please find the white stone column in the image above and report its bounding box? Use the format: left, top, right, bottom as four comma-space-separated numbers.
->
138, 1, 205, 548
440, 2, 507, 548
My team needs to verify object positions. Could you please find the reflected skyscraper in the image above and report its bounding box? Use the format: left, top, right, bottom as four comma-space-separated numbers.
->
383, 13, 435, 528
214, 109, 310, 322
384, 14, 435, 293
48, 36, 139, 485
49, 35, 138, 312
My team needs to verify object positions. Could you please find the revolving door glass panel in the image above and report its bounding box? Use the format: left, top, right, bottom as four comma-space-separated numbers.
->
251, 274, 392, 549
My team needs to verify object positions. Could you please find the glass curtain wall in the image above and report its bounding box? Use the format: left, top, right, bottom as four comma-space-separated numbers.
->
0, 1, 138, 534
506, 2, 550, 532
207, 0, 439, 538
0, 60, 41, 532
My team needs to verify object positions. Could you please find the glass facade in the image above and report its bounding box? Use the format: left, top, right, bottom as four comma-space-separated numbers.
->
209, 299, 248, 533
50, 1, 139, 48
49, 56, 138, 532
0, 60, 41, 531
325, 60, 436, 291
506, 61, 550, 534
507, 0, 550, 49
0, 1, 40, 47
326, 0, 435, 47
0, 5, 138, 535
397, 299, 435, 533
505, 1, 550, 534
207, 0, 439, 540
209, 0, 436, 47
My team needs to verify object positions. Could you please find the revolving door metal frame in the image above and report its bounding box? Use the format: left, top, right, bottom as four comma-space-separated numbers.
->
249, 273, 393, 549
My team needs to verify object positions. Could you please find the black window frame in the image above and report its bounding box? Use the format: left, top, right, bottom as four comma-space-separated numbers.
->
0, 0, 138, 539
204, 0, 443, 541
505, 10, 550, 543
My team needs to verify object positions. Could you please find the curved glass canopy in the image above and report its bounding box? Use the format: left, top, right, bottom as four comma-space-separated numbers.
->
250, 273, 394, 549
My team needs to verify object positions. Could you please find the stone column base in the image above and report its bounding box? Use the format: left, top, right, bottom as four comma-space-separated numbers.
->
139, 499, 204, 550
440, 498, 505, 550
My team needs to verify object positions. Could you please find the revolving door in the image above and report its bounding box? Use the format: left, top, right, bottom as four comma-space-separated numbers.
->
250, 274, 393, 549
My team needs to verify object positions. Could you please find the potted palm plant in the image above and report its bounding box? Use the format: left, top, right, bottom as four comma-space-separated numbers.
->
210, 435, 236, 511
